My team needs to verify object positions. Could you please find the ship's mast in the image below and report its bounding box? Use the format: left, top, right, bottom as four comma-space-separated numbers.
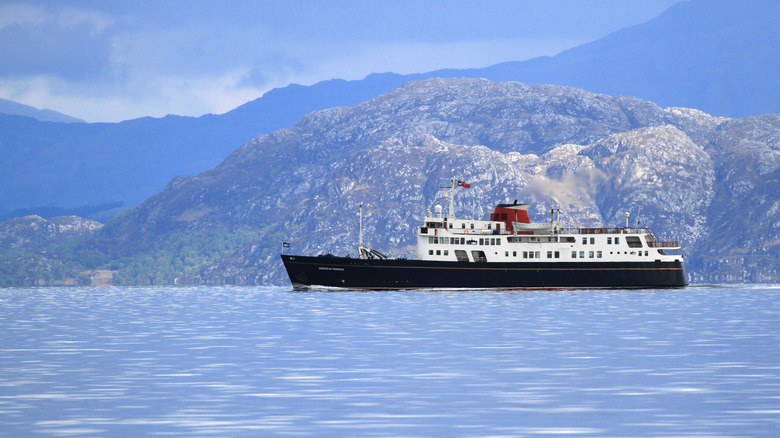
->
448, 177, 456, 219
358, 203, 364, 256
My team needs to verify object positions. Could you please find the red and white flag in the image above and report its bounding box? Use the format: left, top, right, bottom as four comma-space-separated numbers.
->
457, 180, 471, 188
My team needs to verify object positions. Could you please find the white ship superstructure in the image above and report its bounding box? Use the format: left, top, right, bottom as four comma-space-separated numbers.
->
416, 179, 682, 265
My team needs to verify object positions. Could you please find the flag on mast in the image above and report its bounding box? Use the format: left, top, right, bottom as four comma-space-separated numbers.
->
457, 180, 471, 188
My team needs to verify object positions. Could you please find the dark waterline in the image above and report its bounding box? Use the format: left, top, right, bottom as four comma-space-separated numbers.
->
1, 285, 779, 436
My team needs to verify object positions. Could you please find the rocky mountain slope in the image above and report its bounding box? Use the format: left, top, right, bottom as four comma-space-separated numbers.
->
0, 215, 103, 286
95, 78, 778, 285
1, 0, 777, 218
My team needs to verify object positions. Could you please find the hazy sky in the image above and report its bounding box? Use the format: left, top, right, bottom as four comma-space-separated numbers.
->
0, 0, 680, 122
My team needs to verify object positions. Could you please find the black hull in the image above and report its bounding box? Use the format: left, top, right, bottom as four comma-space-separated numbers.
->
281, 255, 687, 290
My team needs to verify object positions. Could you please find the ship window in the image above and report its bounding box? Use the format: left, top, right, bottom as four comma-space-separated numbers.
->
479, 238, 484, 245
626, 236, 643, 248
444, 250, 448, 256
455, 250, 469, 262
607, 237, 612, 244
590, 237, 595, 244
462, 223, 466, 229
555, 251, 560, 259
597, 251, 602, 258
547, 251, 552, 258
470, 223, 474, 229
615, 237, 620, 245
523, 251, 528, 258
436, 250, 441, 255
536, 251, 540, 258
529, 252, 534, 259
487, 224, 492, 230
580, 251, 585, 258
449, 223, 453, 228
428, 250, 433, 255
433, 237, 438, 244
645, 251, 649, 256
429, 237, 434, 244
505, 251, 509, 257
471, 250, 487, 262
572, 251, 577, 258
589, 251, 594, 258
582, 237, 587, 244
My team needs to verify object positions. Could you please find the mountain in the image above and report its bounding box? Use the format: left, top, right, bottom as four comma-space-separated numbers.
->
0, 0, 776, 218
89, 78, 777, 285
0, 98, 85, 123
453, 0, 779, 118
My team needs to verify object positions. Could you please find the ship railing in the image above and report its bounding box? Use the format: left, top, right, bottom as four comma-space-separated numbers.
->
646, 240, 681, 248
562, 227, 654, 235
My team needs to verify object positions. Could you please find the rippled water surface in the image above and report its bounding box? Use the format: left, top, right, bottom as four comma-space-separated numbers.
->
1, 285, 779, 436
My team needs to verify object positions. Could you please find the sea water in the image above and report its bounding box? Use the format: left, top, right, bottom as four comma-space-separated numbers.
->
1, 285, 779, 437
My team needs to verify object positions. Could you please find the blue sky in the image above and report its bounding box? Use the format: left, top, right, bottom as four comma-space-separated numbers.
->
0, 0, 680, 122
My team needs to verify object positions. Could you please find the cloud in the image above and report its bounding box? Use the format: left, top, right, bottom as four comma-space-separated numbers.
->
0, 3, 114, 80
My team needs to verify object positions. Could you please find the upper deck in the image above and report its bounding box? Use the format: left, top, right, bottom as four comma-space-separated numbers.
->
415, 202, 682, 264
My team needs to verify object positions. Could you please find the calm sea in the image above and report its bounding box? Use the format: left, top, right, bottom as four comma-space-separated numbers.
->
1, 285, 779, 437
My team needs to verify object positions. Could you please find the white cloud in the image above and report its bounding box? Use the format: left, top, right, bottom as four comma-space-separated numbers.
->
0, 3, 47, 30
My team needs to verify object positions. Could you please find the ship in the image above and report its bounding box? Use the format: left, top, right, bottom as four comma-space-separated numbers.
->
281, 179, 687, 290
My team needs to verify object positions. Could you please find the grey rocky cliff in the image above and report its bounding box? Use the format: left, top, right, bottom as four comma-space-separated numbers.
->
99, 78, 777, 285
0, 215, 103, 249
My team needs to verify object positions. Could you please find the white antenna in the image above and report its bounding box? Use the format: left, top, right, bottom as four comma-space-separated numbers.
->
624, 211, 630, 228
448, 176, 456, 219
358, 204, 364, 250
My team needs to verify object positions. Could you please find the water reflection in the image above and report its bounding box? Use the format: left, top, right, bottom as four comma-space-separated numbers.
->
0, 285, 779, 436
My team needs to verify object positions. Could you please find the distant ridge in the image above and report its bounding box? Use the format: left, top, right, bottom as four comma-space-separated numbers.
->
0, 98, 84, 123
432, 0, 779, 117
